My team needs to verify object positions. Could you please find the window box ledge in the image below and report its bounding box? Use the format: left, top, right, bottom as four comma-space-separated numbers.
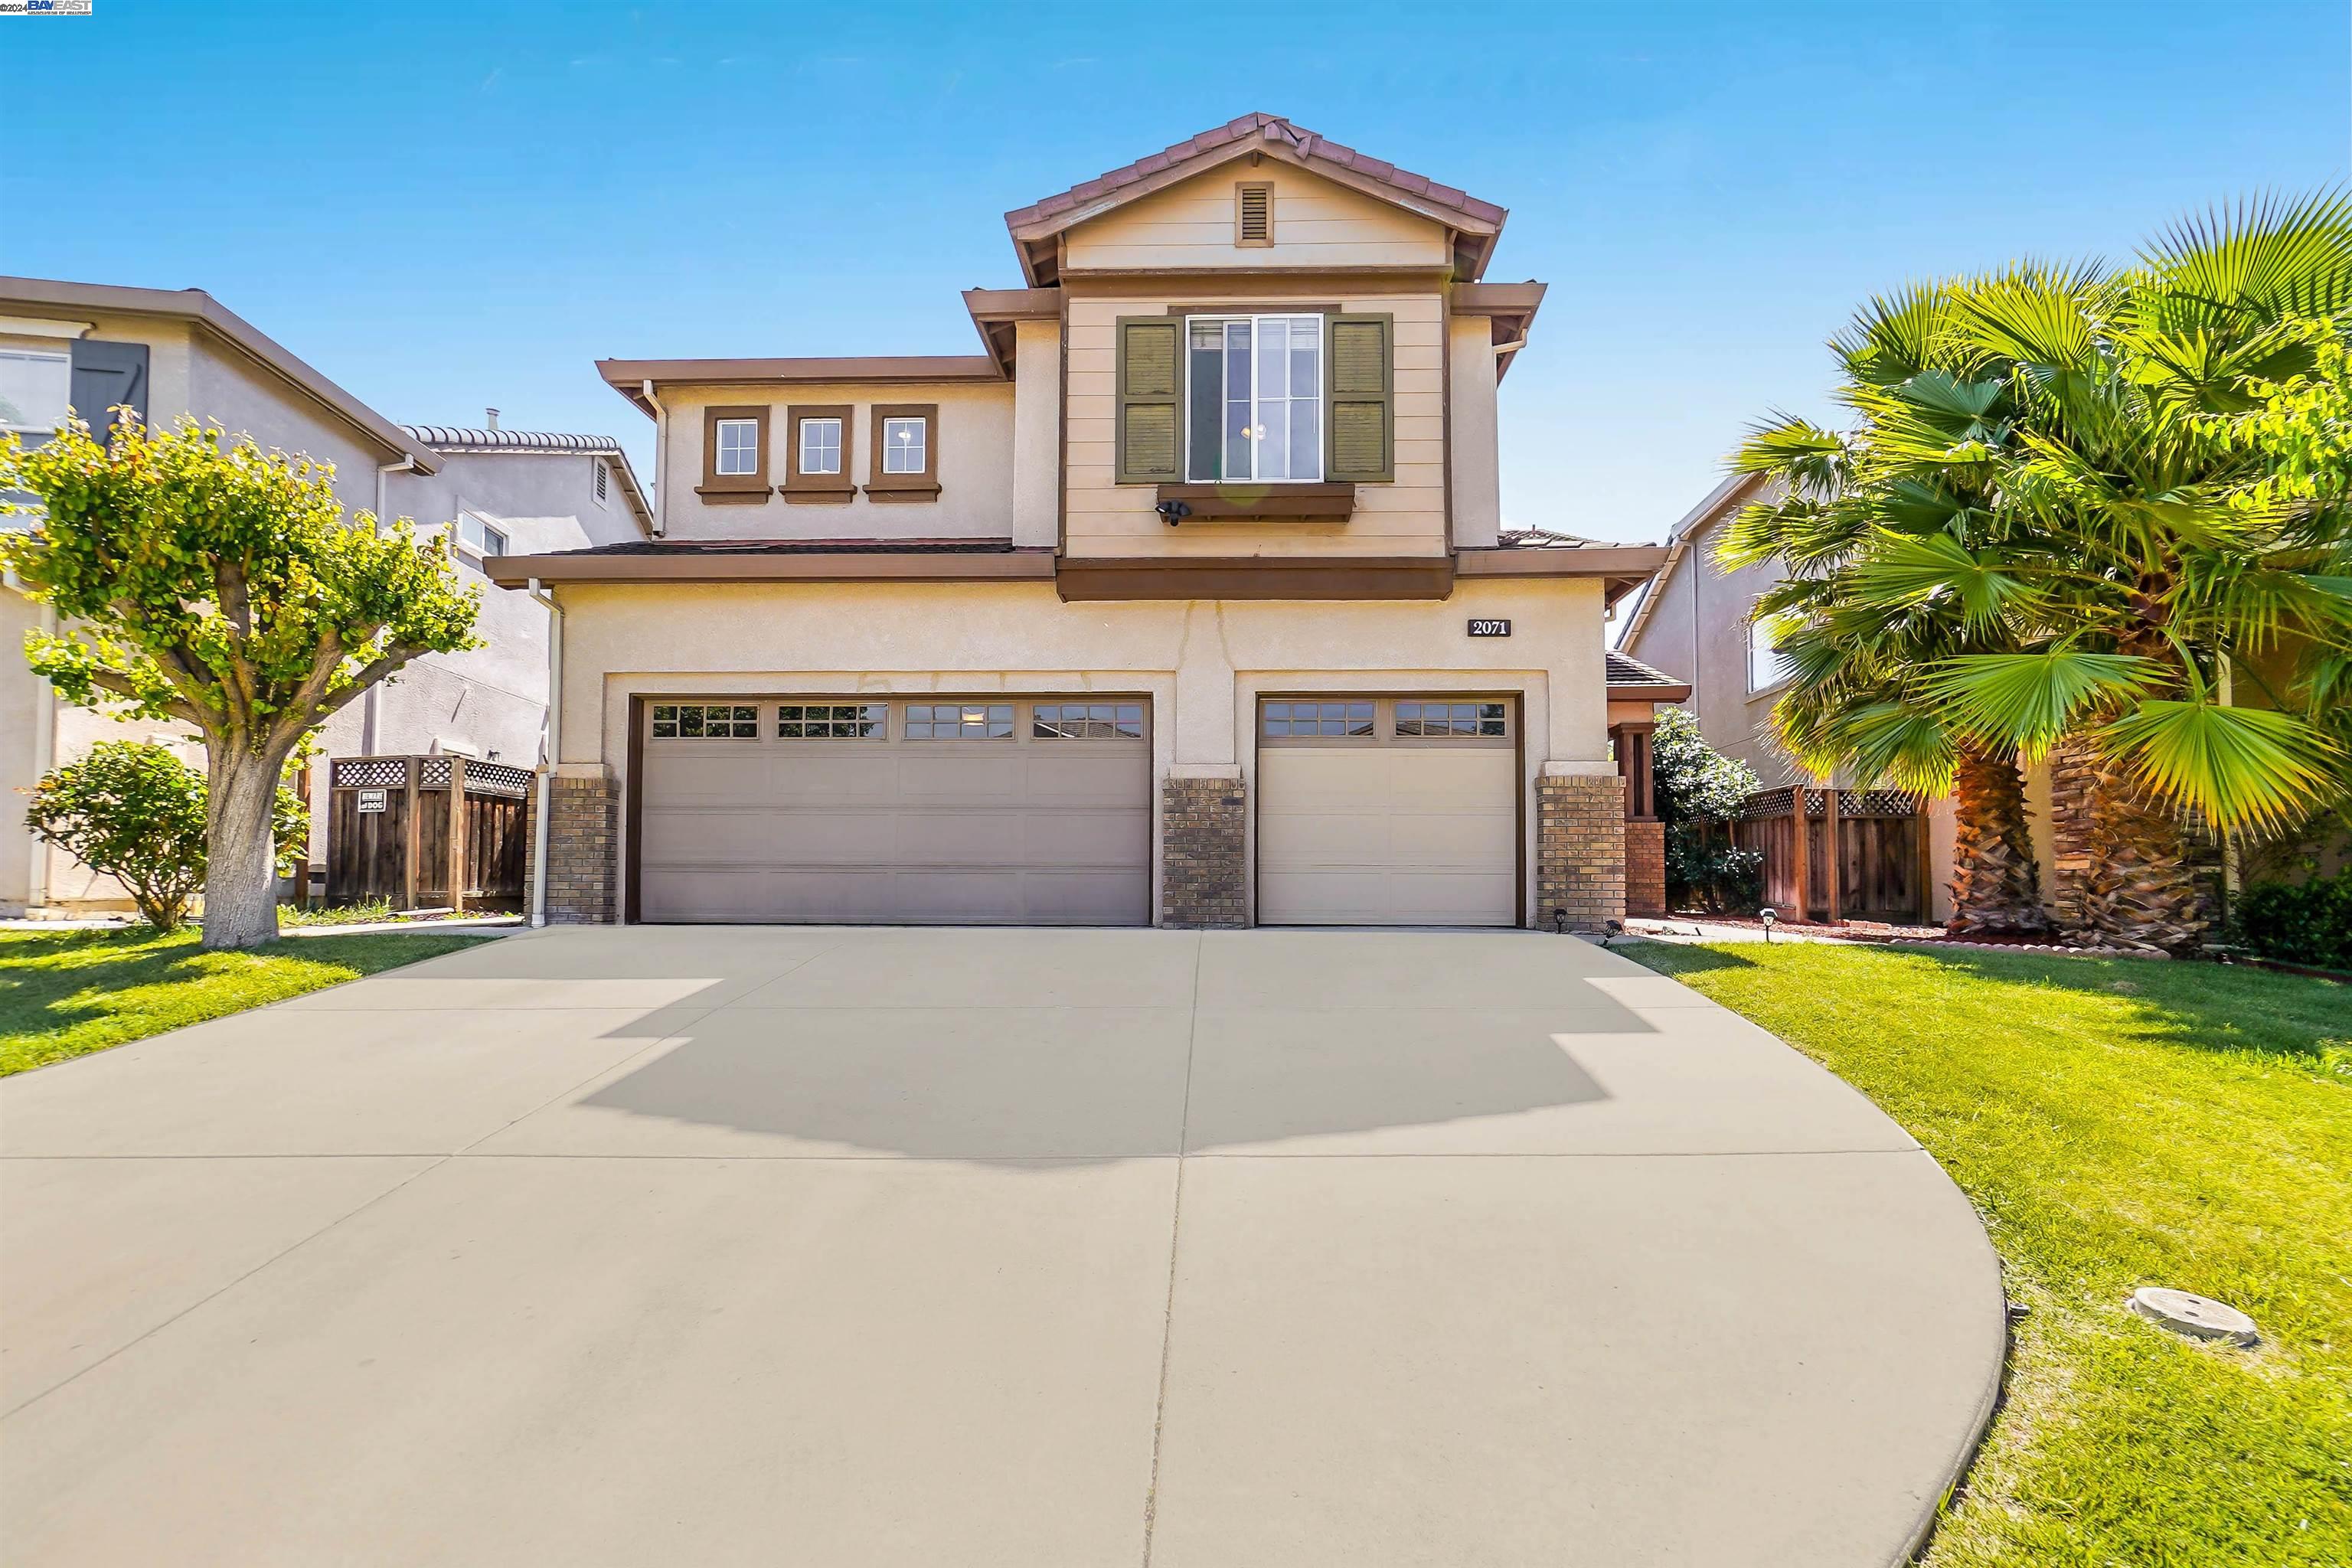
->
694, 482, 773, 504
776, 481, 857, 505
862, 482, 943, 503
1154, 482, 1354, 521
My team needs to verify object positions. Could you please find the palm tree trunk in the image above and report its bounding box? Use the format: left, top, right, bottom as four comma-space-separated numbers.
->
2046, 737, 2098, 932
2077, 746, 2213, 954
1946, 746, 2050, 934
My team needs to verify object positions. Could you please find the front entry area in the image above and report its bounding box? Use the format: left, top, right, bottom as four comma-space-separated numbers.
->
634, 697, 1151, 925
1256, 696, 1520, 926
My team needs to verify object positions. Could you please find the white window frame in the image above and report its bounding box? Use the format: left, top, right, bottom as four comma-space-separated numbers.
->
797, 416, 843, 476
0, 348, 72, 435
455, 511, 508, 561
714, 418, 761, 476
1747, 616, 1795, 694
1183, 313, 1323, 484
880, 415, 927, 475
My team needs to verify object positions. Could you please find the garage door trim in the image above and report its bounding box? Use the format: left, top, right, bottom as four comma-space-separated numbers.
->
1251, 691, 1526, 927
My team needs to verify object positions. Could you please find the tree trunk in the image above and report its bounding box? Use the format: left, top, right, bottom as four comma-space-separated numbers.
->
2045, 737, 2098, 933
201, 751, 284, 950
2078, 746, 2213, 954
1946, 746, 2050, 935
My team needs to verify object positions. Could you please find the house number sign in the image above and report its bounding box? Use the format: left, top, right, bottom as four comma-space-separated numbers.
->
357, 789, 388, 814
1467, 618, 1512, 637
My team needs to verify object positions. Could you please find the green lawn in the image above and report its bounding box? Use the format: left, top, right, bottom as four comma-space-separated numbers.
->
1627, 939, 2351, 1568
0, 926, 492, 1076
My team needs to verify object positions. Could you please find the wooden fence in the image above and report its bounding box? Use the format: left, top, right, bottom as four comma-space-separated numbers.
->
325, 756, 533, 912
1728, 786, 1931, 924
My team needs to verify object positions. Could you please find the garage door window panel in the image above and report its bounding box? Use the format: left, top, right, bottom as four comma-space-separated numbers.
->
1034, 702, 1145, 740
1394, 701, 1511, 742
1261, 701, 1374, 740
905, 703, 1014, 739
778, 703, 887, 739
651, 704, 761, 740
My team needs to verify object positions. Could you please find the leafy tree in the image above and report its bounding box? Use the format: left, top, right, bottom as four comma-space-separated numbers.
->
1648, 706, 1766, 910
1726, 195, 2352, 951
0, 416, 479, 949
24, 740, 305, 932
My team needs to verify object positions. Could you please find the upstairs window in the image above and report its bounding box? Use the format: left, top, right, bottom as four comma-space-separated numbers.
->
456, 511, 508, 559
1749, 616, 1795, 693
0, 349, 70, 433
798, 416, 843, 475
1186, 315, 1321, 482
714, 419, 760, 476
880, 416, 926, 475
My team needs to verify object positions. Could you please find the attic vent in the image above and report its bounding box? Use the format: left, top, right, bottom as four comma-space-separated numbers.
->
594, 458, 608, 502
1236, 181, 1272, 247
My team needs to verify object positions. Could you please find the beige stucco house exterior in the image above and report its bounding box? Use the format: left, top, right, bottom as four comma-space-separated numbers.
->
0, 278, 650, 914
492, 116, 1669, 929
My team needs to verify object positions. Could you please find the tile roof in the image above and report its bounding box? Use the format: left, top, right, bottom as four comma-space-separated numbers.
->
400, 426, 629, 456
1003, 113, 1506, 234
1606, 650, 1685, 688
1496, 525, 1614, 550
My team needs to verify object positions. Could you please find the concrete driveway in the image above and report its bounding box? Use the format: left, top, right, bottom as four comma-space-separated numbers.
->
1, 926, 2004, 1567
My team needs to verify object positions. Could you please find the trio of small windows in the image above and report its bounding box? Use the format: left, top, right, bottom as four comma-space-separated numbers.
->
704, 404, 938, 501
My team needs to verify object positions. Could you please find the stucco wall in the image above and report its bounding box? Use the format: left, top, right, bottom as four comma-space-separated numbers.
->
1063, 286, 1449, 558
1447, 314, 1501, 549
550, 574, 1611, 926
1060, 163, 1451, 273
658, 383, 1016, 542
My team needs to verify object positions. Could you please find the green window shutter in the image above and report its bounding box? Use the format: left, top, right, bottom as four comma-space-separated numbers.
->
1324, 312, 1394, 482
1115, 316, 1182, 483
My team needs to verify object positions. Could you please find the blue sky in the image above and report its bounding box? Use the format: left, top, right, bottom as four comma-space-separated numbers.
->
9, 1, 2347, 541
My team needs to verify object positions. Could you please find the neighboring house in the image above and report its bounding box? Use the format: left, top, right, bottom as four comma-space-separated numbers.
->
0, 278, 651, 914
489, 114, 1671, 929
1618, 472, 2069, 925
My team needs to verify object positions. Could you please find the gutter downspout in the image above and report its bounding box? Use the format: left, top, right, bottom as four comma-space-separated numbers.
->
641, 381, 667, 537
524, 578, 561, 927
362, 457, 419, 754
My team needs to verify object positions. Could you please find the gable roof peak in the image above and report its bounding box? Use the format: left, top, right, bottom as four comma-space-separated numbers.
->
1003, 115, 1506, 286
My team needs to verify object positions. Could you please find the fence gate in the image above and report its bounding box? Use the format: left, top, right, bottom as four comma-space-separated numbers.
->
325, 756, 533, 912
1730, 786, 1929, 924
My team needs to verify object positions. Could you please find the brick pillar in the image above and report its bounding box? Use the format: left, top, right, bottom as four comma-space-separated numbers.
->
1624, 817, 1667, 917
544, 772, 620, 924
1161, 773, 1246, 929
1536, 771, 1626, 932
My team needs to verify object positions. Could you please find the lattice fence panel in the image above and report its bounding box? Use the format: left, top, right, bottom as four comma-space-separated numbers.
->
465, 762, 535, 799
332, 758, 410, 789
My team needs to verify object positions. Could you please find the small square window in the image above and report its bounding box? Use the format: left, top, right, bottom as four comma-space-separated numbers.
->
881, 416, 926, 475
714, 420, 760, 477
799, 416, 843, 476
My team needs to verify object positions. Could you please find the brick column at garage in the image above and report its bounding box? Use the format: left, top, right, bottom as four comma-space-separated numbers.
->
1535, 768, 1627, 932
1161, 769, 1247, 928
537, 769, 620, 924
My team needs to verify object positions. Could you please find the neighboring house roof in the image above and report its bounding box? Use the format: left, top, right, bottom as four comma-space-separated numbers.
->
0, 276, 442, 474
1606, 650, 1691, 701
483, 536, 1051, 589
1002, 113, 1509, 286
400, 423, 655, 537
1615, 470, 1768, 655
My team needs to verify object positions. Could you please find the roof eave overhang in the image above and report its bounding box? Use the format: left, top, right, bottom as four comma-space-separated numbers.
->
961, 287, 1060, 377
0, 276, 441, 475
1451, 282, 1547, 382
1607, 682, 1693, 704
485, 549, 1055, 590
1454, 543, 1670, 607
596, 354, 1011, 420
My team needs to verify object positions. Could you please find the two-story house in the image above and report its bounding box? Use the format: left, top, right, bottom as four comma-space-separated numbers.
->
0, 278, 651, 914
490, 116, 1668, 929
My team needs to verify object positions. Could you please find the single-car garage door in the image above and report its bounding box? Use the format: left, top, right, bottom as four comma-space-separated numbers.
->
1256, 696, 1518, 926
636, 698, 1150, 925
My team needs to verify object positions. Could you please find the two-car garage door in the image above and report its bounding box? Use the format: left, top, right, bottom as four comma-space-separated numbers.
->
636, 698, 1151, 925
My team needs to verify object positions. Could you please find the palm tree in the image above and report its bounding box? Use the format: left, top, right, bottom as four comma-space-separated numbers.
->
1723, 285, 2053, 934
1867, 197, 2352, 949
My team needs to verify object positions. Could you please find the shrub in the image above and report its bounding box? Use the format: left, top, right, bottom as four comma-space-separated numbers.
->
1667, 838, 1766, 913
1648, 707, 1765, 911
24, 742, 309, 931
2233, 872, 2352, 971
